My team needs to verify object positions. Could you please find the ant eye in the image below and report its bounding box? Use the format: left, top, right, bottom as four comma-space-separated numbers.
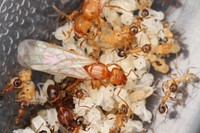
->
159, 104, 167, 114
76, 116, 84, 126
130, 26, 138, 34
117, 49, 126, 57
141, 9, 149, 18
76, 90, 84, 98
119, 104, 128, 114
47, 85, 59, 101
142, 44, 151, 53
13, 79, 22, 87
87, 29, 91, 33
170, 83, 177, 92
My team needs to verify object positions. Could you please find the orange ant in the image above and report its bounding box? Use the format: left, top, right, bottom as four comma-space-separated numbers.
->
84, 62, 139, 108
117, 44, 152, 58
163, 69, 199, 89
158, 81, 178, 114
110, 104, 129, 132
65, 62, 138, 108
97, 19, 143, 49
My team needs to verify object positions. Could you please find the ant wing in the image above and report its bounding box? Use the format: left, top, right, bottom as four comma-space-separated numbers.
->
17, 39, 95, 79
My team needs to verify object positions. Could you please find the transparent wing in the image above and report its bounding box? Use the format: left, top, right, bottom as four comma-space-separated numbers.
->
17, 39, 96, 79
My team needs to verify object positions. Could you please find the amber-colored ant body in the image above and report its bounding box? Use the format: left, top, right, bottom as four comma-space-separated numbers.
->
110, 104, 129, 132
0, 69, 35, 125
97, 20, 142, 49
158, 69, 199, 114
158, 81, 178, 114
1, 69, 32, 95
84, 62, 128, 86
74, 0, 104, 40
65, 61, 136, 108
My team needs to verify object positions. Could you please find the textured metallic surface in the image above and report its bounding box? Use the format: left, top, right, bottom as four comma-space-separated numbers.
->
0, 0, 81, 131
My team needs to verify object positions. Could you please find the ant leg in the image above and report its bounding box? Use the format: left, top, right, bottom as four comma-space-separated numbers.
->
105, 5, 129, 12
35, 123, 45, 133
106, 63, 122, 69
169, 96, 177, 103
172, 53, 183, 76
126, 69, 139, 78
3, 85, 14, 94
79, 38, 87, 48
67, 27, 74, 39
52, 5, 79, 21
117, 87, 129, 109
162, 82, 166, 94
15, 106, 26, 125
65, 79, 81, 92
100, 80, 109, 88
77, 98, 92, 109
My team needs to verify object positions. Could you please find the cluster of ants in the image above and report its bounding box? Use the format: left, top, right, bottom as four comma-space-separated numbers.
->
0, 0, 199, 133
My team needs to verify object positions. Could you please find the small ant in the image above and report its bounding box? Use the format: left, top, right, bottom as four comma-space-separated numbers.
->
0, 69, 35, 125
65, 62, 137, 108
98, 21, 142, 49
116, 44, 151, 63
163, 69, 199, 89
158, 81, 178, 114
158, 69, 199, 114
110, 104, 129, 132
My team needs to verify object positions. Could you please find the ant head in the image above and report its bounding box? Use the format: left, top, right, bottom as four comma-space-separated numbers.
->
142, 44, 151, 53
75, 116, 84, 126
87, 30, 96, 40
75, 89, 84, 99
9, 77, 22, 88
109, 68, 127, 86
141, 9, 149, 18
13, 78, 22, 87
130, 25, 139, 34
158, 103, 168, 114
118, 104, 128, 115
47, 85, 60, 102
117, 48, 127, 58
187, 73, 199, 83
169, 83, 178, 92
